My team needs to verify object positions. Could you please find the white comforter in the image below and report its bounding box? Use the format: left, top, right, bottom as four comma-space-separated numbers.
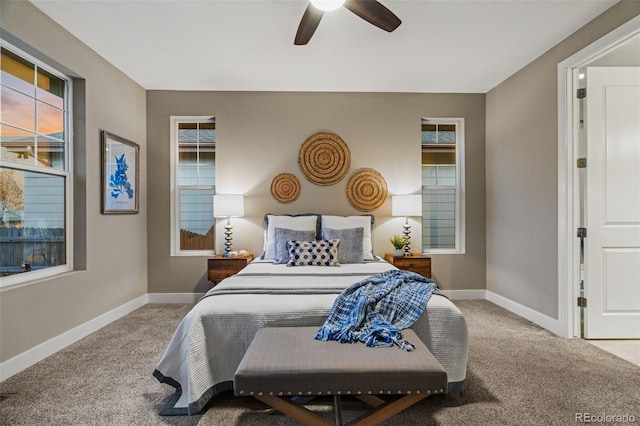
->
154, 260, 468, 415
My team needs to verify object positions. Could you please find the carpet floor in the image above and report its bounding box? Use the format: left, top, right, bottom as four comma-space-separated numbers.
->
0, 300, 638, 425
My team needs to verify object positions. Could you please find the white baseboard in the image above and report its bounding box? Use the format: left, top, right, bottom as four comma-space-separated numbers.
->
1, 289, 560, 383
0, 294, 148, 382
439, 289, 486, 300
147, 293, 205, 304
486, 290, 559, 335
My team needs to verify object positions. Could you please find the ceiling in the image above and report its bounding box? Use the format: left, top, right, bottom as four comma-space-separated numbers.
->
30, 0, 618, 93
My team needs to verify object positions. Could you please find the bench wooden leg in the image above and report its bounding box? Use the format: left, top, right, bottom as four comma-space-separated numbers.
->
353, 395, 385, 408
346, 394, 429, 426
256, 395, 334, 426
256, 393, 430, 426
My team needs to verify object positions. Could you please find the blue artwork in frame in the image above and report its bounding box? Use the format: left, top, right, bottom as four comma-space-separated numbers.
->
101, 130, 139, 214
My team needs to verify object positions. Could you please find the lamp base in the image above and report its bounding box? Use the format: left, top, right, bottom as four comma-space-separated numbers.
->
402, 223, 412, 256
224, 223, 233, 257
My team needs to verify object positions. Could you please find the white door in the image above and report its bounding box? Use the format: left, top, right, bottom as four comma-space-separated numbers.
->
584, 67, 640, 338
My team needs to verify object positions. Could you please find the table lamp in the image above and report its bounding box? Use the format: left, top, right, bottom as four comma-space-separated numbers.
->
213, 194, 244, 257
392, 194, 422, 255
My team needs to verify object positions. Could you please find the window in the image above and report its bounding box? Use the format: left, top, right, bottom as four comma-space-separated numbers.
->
170, 117, 216, 255
0, 42, 72, 285
421, 118, 465, 253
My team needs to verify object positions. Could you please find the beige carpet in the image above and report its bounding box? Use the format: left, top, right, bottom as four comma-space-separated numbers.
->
1, 300, 638, 425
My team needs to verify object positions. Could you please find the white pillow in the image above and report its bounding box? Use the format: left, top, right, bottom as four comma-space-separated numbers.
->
262, 214, 319, 260
321, 215, 375, 260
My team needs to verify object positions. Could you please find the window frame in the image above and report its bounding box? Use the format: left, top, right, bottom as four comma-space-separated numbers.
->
421, 117, 465, 255
0, 40, 74, 290
169, 116, 216, 256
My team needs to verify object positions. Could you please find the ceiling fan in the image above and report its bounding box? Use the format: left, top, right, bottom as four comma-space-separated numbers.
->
295, 0, 402, 45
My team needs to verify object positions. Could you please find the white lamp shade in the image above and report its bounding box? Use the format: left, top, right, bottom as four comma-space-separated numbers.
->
392, 195, 422, 217
213, 195, 244, 218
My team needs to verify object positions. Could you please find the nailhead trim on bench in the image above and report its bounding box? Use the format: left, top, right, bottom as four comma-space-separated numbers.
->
234, 327, 448, 425
238, 388, 445, 396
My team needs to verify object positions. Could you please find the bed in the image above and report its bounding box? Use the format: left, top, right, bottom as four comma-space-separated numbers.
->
153, 214, 468, 415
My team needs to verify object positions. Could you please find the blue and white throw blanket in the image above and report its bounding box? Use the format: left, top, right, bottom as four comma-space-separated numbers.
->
315, 269, 438, 351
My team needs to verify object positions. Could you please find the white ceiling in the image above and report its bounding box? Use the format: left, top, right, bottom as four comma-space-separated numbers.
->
30, 0, 618, 93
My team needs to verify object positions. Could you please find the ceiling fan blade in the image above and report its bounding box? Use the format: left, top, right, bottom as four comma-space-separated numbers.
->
343, 0, 401, 32
295, 4, 324, 45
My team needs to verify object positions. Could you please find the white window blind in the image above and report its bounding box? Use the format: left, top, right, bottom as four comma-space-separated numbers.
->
421, 119, 465, 253
171, 118, 216, 254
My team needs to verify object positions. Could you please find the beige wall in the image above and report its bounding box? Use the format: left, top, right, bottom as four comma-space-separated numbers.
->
0, 1, 147, 362
147, 91, 486, 293
486, 1, 640, 319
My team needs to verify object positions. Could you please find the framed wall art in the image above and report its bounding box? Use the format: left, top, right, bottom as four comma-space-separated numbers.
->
101, 130, 139, 214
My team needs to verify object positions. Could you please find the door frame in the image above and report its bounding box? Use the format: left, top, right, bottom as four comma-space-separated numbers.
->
557, 15, 640, 339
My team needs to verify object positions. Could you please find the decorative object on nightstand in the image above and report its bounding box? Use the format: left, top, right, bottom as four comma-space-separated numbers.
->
389, 234, 408, 257
213, 194, 244, 257
384, 253, 431, 279
207, 253, 254, 284
392, 194, 422, 255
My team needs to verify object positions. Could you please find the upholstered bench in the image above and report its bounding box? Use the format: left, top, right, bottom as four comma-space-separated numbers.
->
234, 326, 447, 425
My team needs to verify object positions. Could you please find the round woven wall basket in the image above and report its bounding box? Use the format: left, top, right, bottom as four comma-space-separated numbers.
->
299, 132, 351, 186
271, 173, 301, 204
346, 168, 388, 212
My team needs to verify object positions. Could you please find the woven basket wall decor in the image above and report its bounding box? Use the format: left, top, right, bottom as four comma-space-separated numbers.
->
270, 173, 301, 204
346, 168, 388, 212
299, 132, 350, 186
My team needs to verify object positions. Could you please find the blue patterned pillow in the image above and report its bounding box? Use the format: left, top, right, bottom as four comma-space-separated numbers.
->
286, 240, 340, 267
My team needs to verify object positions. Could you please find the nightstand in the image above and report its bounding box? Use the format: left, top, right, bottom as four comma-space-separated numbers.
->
384, 253, 431, 279
207, 255, 254, 284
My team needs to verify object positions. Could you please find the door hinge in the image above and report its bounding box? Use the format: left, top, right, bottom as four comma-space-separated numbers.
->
577, 227, 587, 239
577, 158, 587, 168
577, 88, 586, 99
577, 297, 587, 308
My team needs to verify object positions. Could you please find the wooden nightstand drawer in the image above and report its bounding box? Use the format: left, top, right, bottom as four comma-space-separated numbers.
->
207, 255, 254, 283
384, 253, 431, 279
208, 268, 241, 282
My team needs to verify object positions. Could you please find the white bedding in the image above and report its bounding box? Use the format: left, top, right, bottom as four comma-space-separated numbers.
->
154, 259, 468, 415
